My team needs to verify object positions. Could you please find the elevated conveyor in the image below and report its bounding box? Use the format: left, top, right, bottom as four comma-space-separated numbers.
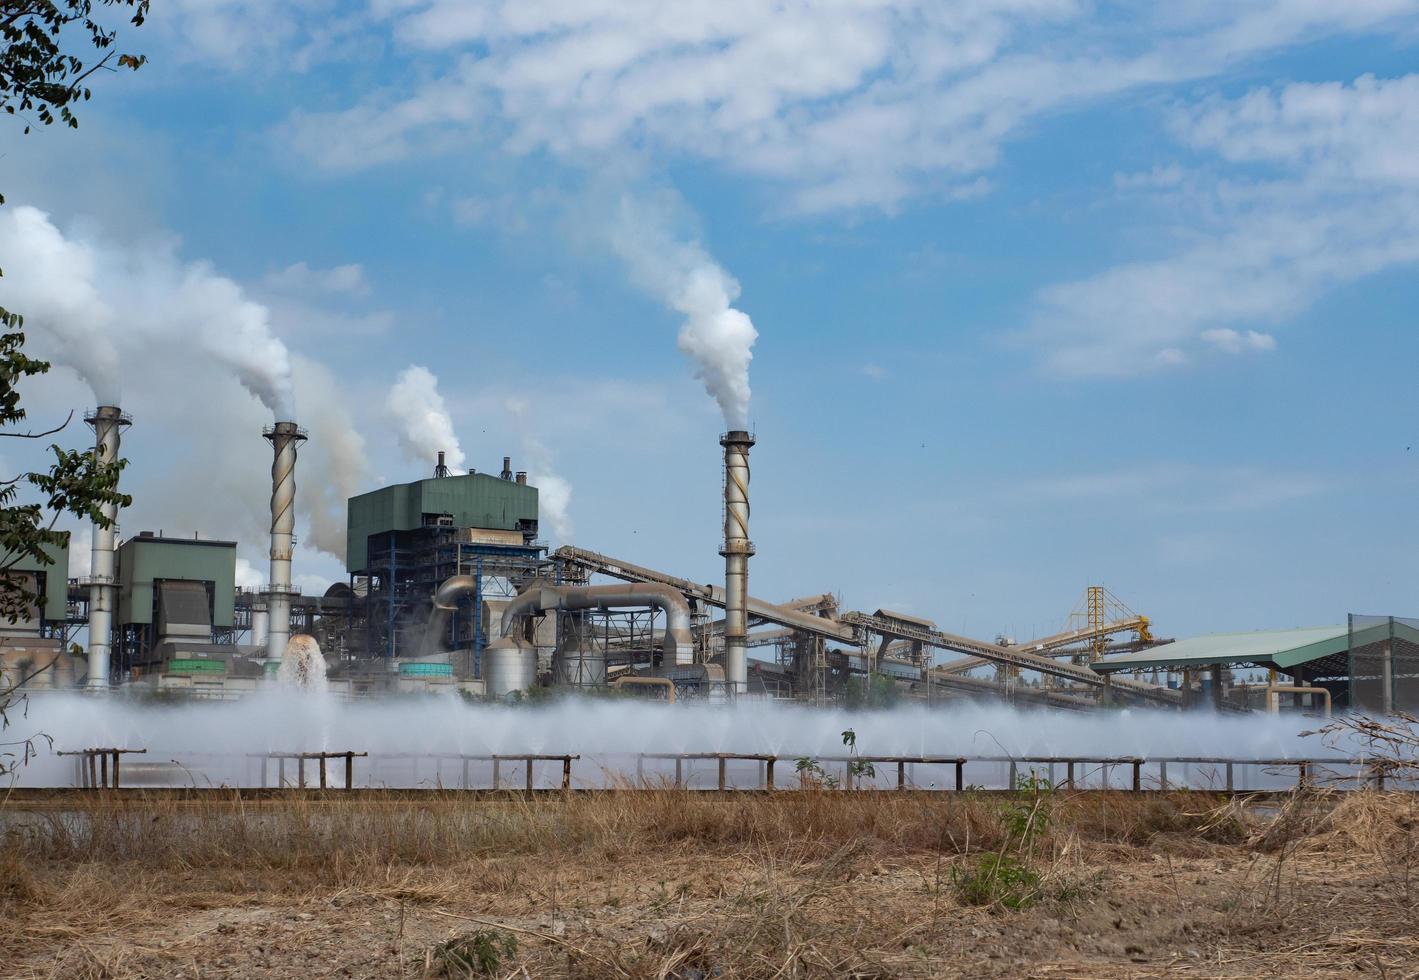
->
838, 611, 1179, 706
555, 547, 1182, 708
938, 617, 1152, 674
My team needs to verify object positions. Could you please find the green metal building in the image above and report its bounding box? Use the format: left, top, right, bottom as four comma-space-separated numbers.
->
345, 470, 542, 663
347, 472, 539, 574
0, 533, 71, 629
114, 533, 236, 671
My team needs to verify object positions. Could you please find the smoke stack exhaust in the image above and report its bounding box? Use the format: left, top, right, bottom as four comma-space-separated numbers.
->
501, 456, 512, 481
720, 430, 755, 695
83, 406, 130, 689
434, 450, 449, 478
262, 421, 307, 662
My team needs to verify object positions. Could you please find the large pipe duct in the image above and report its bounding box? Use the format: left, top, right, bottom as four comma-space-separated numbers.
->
720, 430, 755, 695
262, 421, 307, 662
424, 579, 696, 696
83, 406, 130, 689
500, 583, 694, 668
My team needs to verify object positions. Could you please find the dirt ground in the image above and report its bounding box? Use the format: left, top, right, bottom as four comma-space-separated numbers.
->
2, 791, 1417, 978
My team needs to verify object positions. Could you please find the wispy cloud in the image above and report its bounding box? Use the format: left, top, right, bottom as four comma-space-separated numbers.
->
1021, 461, 1331, 513
276, 3, 1419, 214
1028, 72, 1419, 376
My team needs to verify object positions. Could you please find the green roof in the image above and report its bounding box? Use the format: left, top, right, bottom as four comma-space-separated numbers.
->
1092, 622, 1419, 677
346, 473, 538, 573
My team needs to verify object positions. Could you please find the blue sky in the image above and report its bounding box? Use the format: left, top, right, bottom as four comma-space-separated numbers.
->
2, 1, 1418, 643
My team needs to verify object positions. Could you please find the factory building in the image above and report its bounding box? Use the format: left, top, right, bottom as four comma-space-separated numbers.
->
112, 532, 237, 679
0, 535, 76, 690
346, 455, 542, 672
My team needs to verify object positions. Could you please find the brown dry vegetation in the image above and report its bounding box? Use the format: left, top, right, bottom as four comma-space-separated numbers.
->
1, 788, 1417, 978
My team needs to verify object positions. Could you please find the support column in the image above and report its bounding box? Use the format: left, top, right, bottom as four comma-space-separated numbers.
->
83, 406, 130, 689
262, 421, 307, 663
720, 431, 755, 696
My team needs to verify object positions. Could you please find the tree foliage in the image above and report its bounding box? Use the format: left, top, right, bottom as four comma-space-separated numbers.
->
0, 1, 144, 699
0, 1, 147, 145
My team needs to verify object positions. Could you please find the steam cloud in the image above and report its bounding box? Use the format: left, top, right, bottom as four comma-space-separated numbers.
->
0, 206, 296, 417
506, 397, 573, 542
0, 206, 367, 564
607, 196, 758, 429
8, 696, 1355, 791
386, 365, 465, 473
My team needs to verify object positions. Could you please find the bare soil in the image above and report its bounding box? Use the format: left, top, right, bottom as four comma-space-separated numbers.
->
2, 790, 1417, 978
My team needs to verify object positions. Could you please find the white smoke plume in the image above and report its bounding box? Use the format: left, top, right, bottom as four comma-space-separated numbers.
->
606, 195, 758, 429
293, 355, 369, 559
386, 365, 465, 474
506, 397, 573, 542
0, 206, 368, 565
0, 206, 296, 417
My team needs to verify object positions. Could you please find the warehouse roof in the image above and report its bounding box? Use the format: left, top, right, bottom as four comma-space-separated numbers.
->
1092, 622, 1419, 678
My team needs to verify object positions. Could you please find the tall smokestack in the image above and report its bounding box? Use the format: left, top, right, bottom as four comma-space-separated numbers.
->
83, 406, 129, 689
262, 421, 307, 662
720, 430, 754, 696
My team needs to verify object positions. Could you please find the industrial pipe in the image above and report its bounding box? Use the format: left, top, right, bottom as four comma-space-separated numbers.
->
720, 430, 755, 695
83, 406, 130, 689
612, 675, 676, 702
263, 421, 307, 662
500, 583, 694, 667
423, 574, 479, 658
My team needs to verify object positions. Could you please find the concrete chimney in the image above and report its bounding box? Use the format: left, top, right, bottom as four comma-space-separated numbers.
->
83, 406, 130, 689
262, 421, 307, 662
720, 430, 755, 696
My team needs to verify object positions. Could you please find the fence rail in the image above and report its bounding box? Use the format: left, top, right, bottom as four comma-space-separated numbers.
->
42, 747, 1413, 794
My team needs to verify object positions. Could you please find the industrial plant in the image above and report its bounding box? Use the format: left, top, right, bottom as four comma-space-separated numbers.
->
1, 407, 1414, 716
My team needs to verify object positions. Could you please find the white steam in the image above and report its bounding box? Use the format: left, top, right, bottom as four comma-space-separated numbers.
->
386, 365, 465, 474
292, 355, 369, 559
7, 696, 1370, 791
0, 206, 296, 417
607, 196, 758, 429
506, 397, 573, 542
0, 206, 367, 565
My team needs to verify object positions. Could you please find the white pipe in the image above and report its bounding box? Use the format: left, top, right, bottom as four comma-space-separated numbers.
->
720, 430, 755, 695
263, 421, 306, 662
84, 406, 127, 689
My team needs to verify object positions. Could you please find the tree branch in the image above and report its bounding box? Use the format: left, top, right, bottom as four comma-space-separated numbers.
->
0, 408, 72, 439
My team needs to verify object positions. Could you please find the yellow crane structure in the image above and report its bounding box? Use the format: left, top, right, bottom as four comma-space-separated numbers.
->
1071, 586, 1152, 663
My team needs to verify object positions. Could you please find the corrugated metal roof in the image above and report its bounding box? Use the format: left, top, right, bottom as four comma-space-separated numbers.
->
1092, 625, 1348, 673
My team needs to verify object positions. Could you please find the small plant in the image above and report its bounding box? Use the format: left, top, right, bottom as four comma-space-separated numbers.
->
950, 853, 1042, 909
950, 765, 1055, 910
842, 728, 876, 785
795, 729, 875, 789
794, 756, 839, 789
427, 930, 517, 977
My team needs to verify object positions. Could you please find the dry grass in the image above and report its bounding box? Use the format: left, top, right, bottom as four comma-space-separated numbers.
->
2, 789, 1417, 978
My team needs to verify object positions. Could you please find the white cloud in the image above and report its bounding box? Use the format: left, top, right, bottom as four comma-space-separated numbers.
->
1028, 73, 1419, 376
861, 362, 890, 381
1113, 164, 1185, 190
1024, 461, 1330, 513
263, 261, 370, 298
1201, 328, 1276, 354
280, 2, 1419, 213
